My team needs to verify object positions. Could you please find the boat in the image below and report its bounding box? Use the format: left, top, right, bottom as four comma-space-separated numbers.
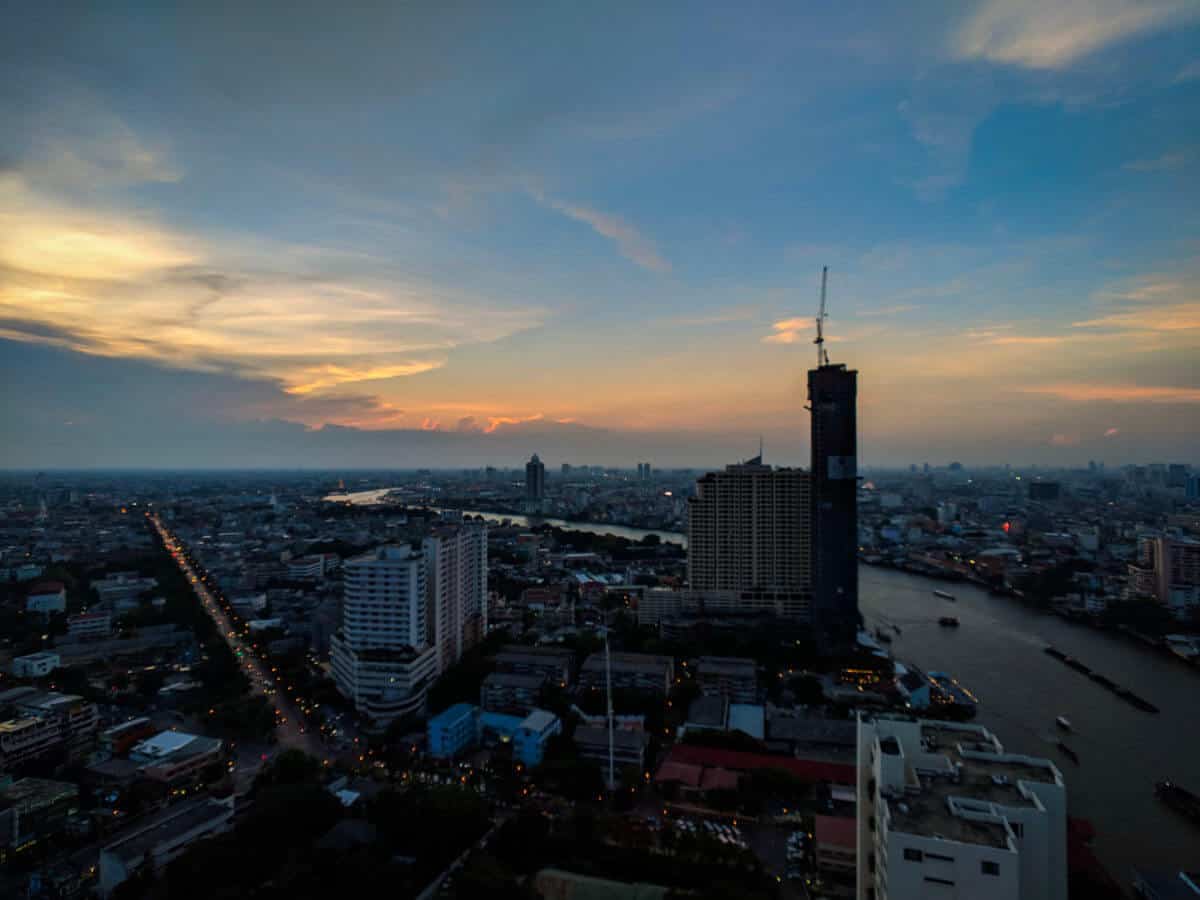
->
1155, 780, 1200, 826
1088, 672, 1117, 689
933, 590, 956, 601
1055, 716, 1072, 732
1057, 742, 1080, 764
938, 617, 960, 628
1044, 646, 1068, 661
1064, 657, 1092, 675
875, 628, 893, 644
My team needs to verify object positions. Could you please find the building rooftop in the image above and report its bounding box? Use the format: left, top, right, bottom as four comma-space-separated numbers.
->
0, 778, 78, 811
885, 792, 1014, 850
519, 709, 558, 733
15, 651, 60, 663
103, 798, 232, 865
132, 731, 198, 758
581, 652, 672, 675
482, 671, 546, 690
696, 656, 756, 677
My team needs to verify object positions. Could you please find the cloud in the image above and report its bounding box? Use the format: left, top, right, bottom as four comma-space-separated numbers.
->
287, 360, 445, 395
855, 304, 920, 318
1175, 60, 1200, 83
0, 172, 542, 402
762, 317, 809, 345
1104, 427, 1120, 436
532, 191, 669, 272
1022, 384, 1200, 403
1123, 151, 1191, 172
1072, 304, 1200, 332
954, 0, 1200, 69
1049, 432, 1080, 447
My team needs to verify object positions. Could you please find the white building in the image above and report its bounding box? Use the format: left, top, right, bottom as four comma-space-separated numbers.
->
856, 714, 1066, 900
331, 545, 437, 724
12, 652, 60, 678
424, 523, 488, 675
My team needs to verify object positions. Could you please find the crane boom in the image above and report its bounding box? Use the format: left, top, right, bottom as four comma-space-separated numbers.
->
815, 266, 829, 367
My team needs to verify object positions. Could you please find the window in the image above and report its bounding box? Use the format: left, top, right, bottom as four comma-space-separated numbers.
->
1011, 823, 1024, 838
982, 861, 1000, 876
924, 877, 955, 886
926, 853, 954, 862
903, 848, 923, 862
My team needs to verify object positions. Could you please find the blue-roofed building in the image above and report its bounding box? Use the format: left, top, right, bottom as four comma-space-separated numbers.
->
451, 707, 562, 767
427, 703, 479, 759
512, 709, 561, 766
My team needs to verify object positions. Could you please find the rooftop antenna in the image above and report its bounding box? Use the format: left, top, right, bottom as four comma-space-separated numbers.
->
815, 266, 830, 367
759, 434, 764, 462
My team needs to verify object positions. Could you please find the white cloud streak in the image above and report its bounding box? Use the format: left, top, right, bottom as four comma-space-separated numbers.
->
954, 0, 1200, 69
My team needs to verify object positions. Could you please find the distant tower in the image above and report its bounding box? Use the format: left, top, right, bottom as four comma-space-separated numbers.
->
525, 454, 546, 500
808, 268, 860, 651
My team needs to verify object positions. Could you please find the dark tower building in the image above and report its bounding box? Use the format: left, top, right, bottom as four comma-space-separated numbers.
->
808, 363, 859, 650
525, 454, 545, 500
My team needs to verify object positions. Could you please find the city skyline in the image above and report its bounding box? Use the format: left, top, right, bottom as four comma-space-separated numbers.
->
2, 3, 1199, 468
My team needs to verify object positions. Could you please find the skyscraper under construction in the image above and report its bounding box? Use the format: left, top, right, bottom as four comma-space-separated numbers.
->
808, 361, 860, 650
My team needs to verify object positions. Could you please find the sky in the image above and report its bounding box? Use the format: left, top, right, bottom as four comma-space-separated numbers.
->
1, 1, 1198, 469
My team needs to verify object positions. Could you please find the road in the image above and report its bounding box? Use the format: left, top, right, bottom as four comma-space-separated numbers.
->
150, 514, 325, 759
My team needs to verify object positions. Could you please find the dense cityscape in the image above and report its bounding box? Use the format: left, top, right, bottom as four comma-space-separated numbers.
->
1, 347, 1197, 900
5, 4, 1200, 900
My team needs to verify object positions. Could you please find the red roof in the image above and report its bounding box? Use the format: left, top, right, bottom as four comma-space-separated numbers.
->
666, 744, 855, 786
815, 814, 857, 849
29, 581, 66, 595
656, 760, 703, 787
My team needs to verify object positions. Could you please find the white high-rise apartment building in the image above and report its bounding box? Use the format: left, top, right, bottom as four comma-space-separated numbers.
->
856, 714, 1066, 900
424, 523, 488, 675
331, 545, 437, 724
687, 461, 812, 618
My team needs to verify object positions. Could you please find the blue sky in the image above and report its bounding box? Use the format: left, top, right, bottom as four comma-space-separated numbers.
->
1, 1, 1198, 468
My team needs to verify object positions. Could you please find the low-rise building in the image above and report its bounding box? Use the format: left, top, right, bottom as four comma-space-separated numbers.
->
0, 717, 63, 769
579, 652, 674, 696
574, 725, 649, 771
427, 704, 561, 767
695, 656, 757, 703
480, 671, 546, 716
98, 718, 158, 757
494, 645, 575, 686
98, 797, 235, 897
427, 704, 479, 759
856, 714, 1067, 900
67, 611, 112, 640
130, 731, 224, 784
8, 690, 99, 757
12, 651, 60, 678
91, 573, 156, 605
0, 778, 80, 860
25, 582, 67, 616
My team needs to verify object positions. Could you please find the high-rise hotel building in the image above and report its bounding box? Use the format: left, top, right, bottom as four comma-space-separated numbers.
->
687, 460, 813, 619
332, 523, 488, 725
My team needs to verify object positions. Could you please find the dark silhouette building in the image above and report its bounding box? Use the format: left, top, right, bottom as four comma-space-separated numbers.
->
808, 363, 859, 650
525, 454, 545, 500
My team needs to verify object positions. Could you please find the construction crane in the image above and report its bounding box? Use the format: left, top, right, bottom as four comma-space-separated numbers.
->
814, 265, 830, 367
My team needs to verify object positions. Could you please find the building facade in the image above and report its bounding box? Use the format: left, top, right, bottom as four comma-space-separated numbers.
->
526, 454, 546, 501
695, 656, 757, 704
331, 545, 437, 724
425, 523, 488, 675
1129, 536, 1200, 618
855, 714, 1066, 900
687, 462, 813, 619
12, 652, 60, 678
809, 363, 860, 650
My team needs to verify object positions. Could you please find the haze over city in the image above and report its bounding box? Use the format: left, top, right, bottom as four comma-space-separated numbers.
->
2, 2, 1198, 468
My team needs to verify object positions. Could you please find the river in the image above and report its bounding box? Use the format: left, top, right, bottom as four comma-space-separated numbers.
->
326, 491, 1197, 876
